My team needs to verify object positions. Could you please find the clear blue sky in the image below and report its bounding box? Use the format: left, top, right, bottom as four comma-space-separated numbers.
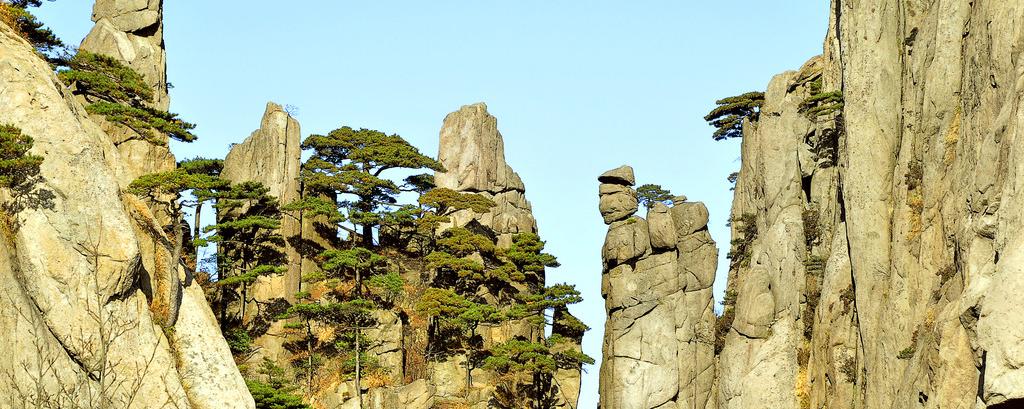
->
39, 2, 828, 406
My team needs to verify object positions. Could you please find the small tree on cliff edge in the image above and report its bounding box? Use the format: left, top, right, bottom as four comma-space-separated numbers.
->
58, 51, 197, 145
0, 0, 65, 61
636, 184, 673, 210
705, 91, 764, 141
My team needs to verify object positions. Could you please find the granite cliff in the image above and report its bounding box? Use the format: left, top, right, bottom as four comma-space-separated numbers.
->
598, 1, 1024, 408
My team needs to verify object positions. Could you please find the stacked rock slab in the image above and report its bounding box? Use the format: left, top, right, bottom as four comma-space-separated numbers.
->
0, 20, 252, 409
598, 165, 717, 409
79, 0, 174, 184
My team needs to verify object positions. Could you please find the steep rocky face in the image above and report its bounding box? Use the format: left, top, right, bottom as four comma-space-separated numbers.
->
221, 102, 304, 306
598, 165, 718, 409
80, 0, 174, 183
0, 20, 252, 409
714, 1, 1024, 408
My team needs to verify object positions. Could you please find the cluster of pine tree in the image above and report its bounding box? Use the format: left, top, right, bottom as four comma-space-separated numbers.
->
2, 7, 593, 406
122, 124, 593, 407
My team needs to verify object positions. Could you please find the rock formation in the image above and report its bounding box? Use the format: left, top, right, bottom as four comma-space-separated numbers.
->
0, 18, 252, 409
79, 0, 174, 183
597, 1, 1024, 408
716, 1, 1024, 407
221, 102, 304, 306
436, 102, 537, 249
598, 165, 718, 409
434, 102, 582, 407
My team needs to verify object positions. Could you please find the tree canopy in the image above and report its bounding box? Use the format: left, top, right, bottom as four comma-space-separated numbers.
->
0, 124, 43, 190
636, 184, 673, 210
59, 51, 196, 145
704, 91, 764, 141
300, 126, 445, 246
0, 0, 64, 60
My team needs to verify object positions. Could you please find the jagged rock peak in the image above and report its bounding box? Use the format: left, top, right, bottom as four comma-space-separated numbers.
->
436, 102, 526, 193
222, 102, 302, 202
79, 0, 173, 185
435, 102, 537, 247
81, 0, 169, 111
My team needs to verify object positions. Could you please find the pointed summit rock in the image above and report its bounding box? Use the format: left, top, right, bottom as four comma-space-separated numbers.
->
80, 0, 174, 183
436, 102, 536, 247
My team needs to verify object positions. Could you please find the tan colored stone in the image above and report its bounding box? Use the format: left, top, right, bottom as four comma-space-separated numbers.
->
598, 165, 635, 186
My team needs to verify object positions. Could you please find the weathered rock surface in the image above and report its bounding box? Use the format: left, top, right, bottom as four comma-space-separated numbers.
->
79, 0, 175, 185
0, 20, 252, 409
433, 102, 581, 407
436, 103, 537, 248
221, 102, 304, 304
598, 166, 717, 409
708, 1, 1024, 408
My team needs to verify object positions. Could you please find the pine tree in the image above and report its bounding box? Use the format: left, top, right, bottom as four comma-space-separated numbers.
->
299, 126, 445, 247
636, 184, 673, 210
0, 0, 64, 61
177, 157, 227, 277
59, 51, 197, 145
0, 124, 43, 190
704, 91, 764, 141
206, 181, 286, 324
416, 287, 503, 395
485, 283, 594, 409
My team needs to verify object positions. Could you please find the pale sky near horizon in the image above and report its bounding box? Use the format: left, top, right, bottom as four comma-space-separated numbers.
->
38, 2, 829, 407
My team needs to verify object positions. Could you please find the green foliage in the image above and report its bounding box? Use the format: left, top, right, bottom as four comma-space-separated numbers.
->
0, 124, 43, 189
727, 213, 758, 268
636, 183, 673, 210
177, 157, 224, 176
58, 51, 152, 103
58, 50, 197, 144
207, 181, 285, 304
720, 289, 738, 307
727, 172, 739, 191
85, 101, 197, 144
437, 227, 496, 257
402, 173, 435, 194
367, 271, 404, 305
246, 380, 310, 409
419, 187, 497, 216
799, 79, 844, 119
281, 196, 344, 223
0, 1, 64, 58
226, 329, 253, 356
704, 91, 764, 141
897, 346, 916, 360
500, 233, 559, 278
715, 288, 739, 355
714, 308, 734, 355
299, 126, 445, 246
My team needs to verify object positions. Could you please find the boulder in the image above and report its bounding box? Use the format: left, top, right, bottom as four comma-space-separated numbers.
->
598, 165, 635, 186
